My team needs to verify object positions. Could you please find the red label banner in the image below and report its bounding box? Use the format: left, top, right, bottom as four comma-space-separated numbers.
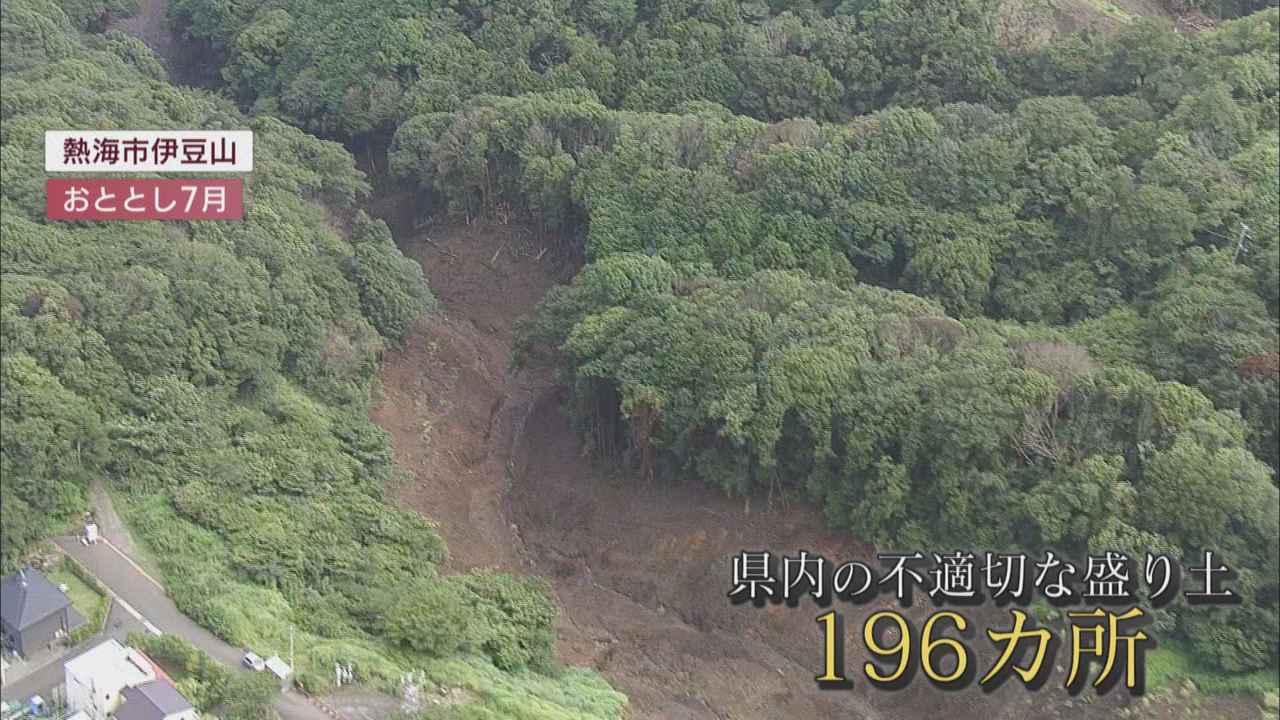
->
46, 178, 244, 220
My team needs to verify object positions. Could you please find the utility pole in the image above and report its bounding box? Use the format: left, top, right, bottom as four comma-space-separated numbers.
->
1234, 221, 1251, 263
289, 624, 294, 674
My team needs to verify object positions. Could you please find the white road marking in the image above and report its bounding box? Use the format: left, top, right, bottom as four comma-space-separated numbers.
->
109, 595, 163, 636
99, 537, 167, 591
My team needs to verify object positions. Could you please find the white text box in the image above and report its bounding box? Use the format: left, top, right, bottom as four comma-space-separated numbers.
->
45, 130, 254, 172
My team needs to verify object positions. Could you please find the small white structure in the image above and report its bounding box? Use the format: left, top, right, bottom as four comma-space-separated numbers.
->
64, 639, 156, 720
264, 655, 292, 684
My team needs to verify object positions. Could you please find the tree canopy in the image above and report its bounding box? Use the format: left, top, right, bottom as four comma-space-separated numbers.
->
0, 1, 624, 716
4, 0, 1277, 702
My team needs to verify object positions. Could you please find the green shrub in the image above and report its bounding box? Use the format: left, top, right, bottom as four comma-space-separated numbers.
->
385, 579, 478, 658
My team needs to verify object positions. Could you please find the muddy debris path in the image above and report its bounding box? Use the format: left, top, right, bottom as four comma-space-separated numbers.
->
362, 203, 1097, 720
366, 206, 1259, 720
102, 3, 1254, 719
367, 210, 878, 719
369, 214, 566, 574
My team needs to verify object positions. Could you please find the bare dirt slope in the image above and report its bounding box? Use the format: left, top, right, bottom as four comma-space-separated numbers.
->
368, 211, 1261, 720
366, 213, 1073, 720
368, 214, 883, 718
511, 389, 885, 720
107, 0, 217, 87
370, 217, 568, 573
99, 3, 1248, 717
997, 0, 1209, 48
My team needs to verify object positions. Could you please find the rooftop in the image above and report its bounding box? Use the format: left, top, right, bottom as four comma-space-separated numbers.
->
0, 567, 73, 631
264, 655, 292, 680
64, 639, 155, 691
114, 679, 194, 720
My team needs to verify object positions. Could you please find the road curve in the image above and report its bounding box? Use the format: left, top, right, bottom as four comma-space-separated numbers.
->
54, 536, 335, 720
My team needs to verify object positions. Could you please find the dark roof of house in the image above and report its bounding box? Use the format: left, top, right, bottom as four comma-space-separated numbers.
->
0, 567, 72, 631
114, 680, 194, 720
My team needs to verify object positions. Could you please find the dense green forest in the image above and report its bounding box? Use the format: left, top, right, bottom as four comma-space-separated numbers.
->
496, 14, 1280, 679
0, 1, 626, 716
393, 7, 1279, 680
188, 0, 1278, 680
1, 0, 1277, 710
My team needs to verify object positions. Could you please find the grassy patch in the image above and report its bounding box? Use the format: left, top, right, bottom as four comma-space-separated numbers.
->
1147, 640, 1279, 699
46, 559, 108, 643
115, 487, 627, 718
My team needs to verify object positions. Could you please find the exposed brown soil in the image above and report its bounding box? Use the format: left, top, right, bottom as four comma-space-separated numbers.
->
369, 213, 569, 573
104, 1, 1257, 718
368, 209, 878, 717
107, 0, 218, 87
366, 200, 1264, 720
996, 0, 1212, 50
359, 210, 1017, 719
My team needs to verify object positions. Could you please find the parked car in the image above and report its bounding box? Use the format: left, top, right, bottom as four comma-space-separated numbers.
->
242, 650, 266, 671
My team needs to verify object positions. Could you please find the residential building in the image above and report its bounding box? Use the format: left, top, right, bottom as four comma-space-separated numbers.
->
64, 639, 156, 720
113, 680, 198, 720
0, 567, 85, 657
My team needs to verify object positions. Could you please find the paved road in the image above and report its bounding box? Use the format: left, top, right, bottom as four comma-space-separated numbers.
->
51, 536, 334, 720
55, 537, 240, 665
88, 479, 162, 579
1, 602, 145, 702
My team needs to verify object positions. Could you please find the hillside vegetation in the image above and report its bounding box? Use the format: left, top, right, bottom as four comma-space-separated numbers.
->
0, 1, 626, 716
370, 4, 1278, 680
239, 0, 1279, 681
1, 0, 1277, 711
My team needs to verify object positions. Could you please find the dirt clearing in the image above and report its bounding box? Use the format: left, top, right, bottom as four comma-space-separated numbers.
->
367, 207, 1262, 720
365, 207, 878, 716
368, 213, 1110, 719
96, 2, 1252, 718
370, 214, 568, 572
